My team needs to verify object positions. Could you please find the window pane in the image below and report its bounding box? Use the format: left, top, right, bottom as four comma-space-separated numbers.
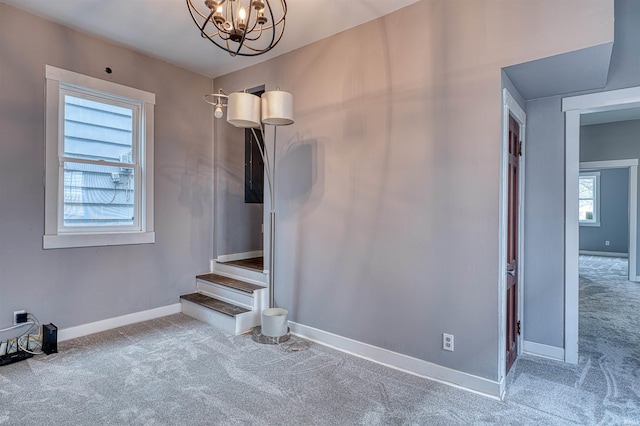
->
63, 162, 135, 227
579, 200, 594, 221
579, 177, 594, 199
63, 95, 133, 163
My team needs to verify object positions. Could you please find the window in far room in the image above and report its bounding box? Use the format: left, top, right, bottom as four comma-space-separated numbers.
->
44, 65, 156, 249
579, 171, 600, 226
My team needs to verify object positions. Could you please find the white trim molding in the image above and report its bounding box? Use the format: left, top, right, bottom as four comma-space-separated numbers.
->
523, 340, 565, 361
58, 303, 181, 342
43, 65, 155, 250
216, 251, 264, 263
579, 250, 628, 258
289, 322, 503, 400
499, 88, 527, 383
581, 159, 639, 169
578, 171, 601, 227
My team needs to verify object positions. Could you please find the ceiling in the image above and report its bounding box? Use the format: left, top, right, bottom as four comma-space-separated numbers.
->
503, 43, 613, 101
504, 42, 640, 126
1, 0, 420, 78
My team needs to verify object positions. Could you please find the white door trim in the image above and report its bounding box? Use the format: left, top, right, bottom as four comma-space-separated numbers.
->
562, 86, 640, 364
499, 88, 526, 387
580, 159, 638, 281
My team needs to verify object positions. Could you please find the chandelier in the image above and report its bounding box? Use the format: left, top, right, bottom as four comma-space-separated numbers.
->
186, 0, 287, 57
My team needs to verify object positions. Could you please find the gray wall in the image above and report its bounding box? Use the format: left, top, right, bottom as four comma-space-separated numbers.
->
581, 120, 640, 162
214, 0, 612, 381
523, 95, 567, 348
522, 0, 640, 348
0, 5, 213, 332
579, 168, 629, 254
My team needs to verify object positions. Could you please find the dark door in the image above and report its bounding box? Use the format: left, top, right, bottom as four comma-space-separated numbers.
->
506, 114, 520, 373
244, 128, 264, 204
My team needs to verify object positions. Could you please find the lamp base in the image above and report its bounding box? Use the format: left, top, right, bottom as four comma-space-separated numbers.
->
251, 325, 291, 344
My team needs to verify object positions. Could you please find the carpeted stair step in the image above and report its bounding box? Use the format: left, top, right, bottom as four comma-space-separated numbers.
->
180, 292, 250, 317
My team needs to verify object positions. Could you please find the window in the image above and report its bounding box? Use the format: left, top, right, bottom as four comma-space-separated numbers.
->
44, 65, 155, 249
579, 171, 600, 226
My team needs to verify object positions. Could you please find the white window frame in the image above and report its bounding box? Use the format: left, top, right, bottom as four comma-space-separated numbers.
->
44, 65, 155, 249
579, 171, 600, 227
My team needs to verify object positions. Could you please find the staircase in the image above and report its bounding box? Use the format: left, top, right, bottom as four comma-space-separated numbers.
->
180, 260, 268, 335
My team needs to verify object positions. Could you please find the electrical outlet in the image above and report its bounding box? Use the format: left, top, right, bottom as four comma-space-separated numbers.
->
605, 240, 610, 246
13, 310, 26, 325
443, 333, 454, 352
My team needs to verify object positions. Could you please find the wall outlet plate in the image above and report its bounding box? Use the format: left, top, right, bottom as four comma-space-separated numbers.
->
13, 310, 26, 325
443, 333, 454, 352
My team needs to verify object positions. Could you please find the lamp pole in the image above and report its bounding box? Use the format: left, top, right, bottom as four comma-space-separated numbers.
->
251, 126, 277, 309
220, 88, 293, 315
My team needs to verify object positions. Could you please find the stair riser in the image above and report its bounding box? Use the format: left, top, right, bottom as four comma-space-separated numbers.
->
212, 261, 267, 285
236, 311, 261, 334
181, 299, 236, 335
196, 280, 255, 310
181, 299, 259, 335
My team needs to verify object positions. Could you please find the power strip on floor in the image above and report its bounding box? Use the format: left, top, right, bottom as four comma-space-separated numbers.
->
0, 350, 33, 367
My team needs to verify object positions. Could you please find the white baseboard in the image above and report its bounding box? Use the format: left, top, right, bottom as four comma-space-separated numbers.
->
579, 250, 628, 258
58, 303, 181, 342
522, 340, 565, 361
215, 251, 264, 264
289, 321, 502, 400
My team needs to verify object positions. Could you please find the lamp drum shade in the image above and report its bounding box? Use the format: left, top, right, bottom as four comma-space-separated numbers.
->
261, 90, 294, 125
227, 92, 261, 128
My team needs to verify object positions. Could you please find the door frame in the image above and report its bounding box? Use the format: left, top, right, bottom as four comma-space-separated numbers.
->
499, 88, 526, 389
562, 86, 640, 364
579, 159, 638, 270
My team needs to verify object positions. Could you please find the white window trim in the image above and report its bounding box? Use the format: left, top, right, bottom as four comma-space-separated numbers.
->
43, 65, 155, 249
579, 171, 600, 227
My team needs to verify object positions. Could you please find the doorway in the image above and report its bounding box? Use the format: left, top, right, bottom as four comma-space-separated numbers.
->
579, 160, 637, 274
214, 85, 266, 269
562, 86, 640, 364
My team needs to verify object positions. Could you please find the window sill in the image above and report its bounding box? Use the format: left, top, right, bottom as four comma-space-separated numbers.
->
43, 231, 155, 249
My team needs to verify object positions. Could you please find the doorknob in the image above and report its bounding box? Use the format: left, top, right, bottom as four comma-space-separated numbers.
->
507, 269, 516, 276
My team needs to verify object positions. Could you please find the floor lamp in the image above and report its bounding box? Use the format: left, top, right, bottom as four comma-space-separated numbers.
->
206, 88, 294, 343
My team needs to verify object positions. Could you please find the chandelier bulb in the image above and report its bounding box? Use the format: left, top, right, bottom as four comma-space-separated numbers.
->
257, 10, 267, 25
214, 105, 224, 119
205, 0, 225, 10
237, 7, 247, 30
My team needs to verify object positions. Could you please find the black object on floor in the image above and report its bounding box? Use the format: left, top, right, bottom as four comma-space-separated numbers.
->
42, 323, 58, 355
0, 350, 33, 367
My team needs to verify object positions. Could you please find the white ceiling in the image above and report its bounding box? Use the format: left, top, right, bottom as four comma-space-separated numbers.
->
1, 0, 420, 78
